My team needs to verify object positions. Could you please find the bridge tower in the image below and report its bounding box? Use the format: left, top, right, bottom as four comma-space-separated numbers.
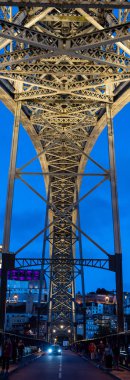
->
0, 1, 129, 340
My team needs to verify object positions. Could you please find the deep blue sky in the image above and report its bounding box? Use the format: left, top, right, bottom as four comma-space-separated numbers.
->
0, 101, 130, 293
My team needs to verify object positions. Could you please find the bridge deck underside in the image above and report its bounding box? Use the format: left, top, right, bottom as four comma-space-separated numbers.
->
0, 3, 129, 338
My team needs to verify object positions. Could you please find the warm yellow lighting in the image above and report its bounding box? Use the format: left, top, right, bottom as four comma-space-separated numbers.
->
60, 325, 64, 329
13, 294, 18, 302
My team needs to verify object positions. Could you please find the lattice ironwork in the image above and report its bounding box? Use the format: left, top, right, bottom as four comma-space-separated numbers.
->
0, 3, 129, 339
0, 1, 129, 8
15, 257, 115, 271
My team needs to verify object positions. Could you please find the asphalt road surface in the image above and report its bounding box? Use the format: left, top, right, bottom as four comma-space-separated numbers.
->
10, 350, 114, 380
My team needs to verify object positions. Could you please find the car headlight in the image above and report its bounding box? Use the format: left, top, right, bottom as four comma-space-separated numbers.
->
48, 348, 52, 353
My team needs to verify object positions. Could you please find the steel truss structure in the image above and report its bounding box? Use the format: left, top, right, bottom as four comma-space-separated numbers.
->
0, 2, 130, 9
0, 2, 129, 341
15, 257, 115, 272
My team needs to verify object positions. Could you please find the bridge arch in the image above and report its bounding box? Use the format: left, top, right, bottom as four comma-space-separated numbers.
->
0, 4, 129, 341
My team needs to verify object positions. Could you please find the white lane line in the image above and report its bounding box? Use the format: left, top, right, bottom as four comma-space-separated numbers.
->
58, 355, 62, 379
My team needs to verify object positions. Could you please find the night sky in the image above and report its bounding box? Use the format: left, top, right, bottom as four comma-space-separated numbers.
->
0, 101, 130, 293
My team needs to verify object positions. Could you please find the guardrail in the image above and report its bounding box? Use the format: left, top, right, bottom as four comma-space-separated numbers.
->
0, 331, 49, 363
72, 331, 130, 370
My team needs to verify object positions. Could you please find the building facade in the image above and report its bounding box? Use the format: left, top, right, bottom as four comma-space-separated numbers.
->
1, 269, 48, 335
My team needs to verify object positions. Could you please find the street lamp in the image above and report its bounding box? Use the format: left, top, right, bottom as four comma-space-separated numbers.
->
13, 294, 18, 303
60, 325, 64, 329
53, 329, 56, 333
68, 329, 71, 333
0, 244, 2, 268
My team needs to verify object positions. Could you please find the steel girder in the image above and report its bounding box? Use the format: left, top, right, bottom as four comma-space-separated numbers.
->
0, 19, 129, 50
0, 47, 129, 68
14, 89, 112, 102
0, 4, 129, 339
0, 1, 129, 9
15, 258, 111, 270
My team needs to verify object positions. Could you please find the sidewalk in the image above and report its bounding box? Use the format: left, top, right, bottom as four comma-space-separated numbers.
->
78, 353, 130, 380
110, 367, 130, 380
0, 351, 43, 377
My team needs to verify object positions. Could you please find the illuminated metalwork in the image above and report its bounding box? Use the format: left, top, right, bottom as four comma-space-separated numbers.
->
0, 1, 130, 8
14, 257, 115, 272
0, 2, 129, 339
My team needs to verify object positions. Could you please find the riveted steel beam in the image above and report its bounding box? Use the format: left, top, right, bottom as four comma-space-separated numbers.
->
15, 257, 112, 270
15, 88, 113, 102
0, 1, 129, 9
0, 19, 129, 51
70, 22, 130, 50
0, 47, 129, 69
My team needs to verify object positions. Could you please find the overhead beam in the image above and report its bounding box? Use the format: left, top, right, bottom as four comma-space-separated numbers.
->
14, 257, 115, 271
0, 19, 129, 51
0, 1, 129, 9
1, 72, 129, 90
1, 62, 129, 75
0, 7, 54, 51
77, 8, 130, 56
0, 47, 129, 70
15, 88, 112, 103
0, 19, 58, 50
71, 22, 130, 50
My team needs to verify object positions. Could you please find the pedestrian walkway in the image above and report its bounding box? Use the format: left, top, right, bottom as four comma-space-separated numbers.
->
110, 368, 130, 380
0, 352, 43, 377
78, 353, 130, 380
94, 362, 130, 380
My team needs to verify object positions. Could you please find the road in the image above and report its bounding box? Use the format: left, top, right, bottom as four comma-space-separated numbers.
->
10, 350, 114, 380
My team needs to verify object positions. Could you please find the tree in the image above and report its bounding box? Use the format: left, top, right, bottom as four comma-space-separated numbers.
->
96, 288, 109, 295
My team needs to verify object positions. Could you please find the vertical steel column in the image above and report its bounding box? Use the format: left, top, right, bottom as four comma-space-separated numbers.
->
37, 183, 51, 337
76, 186, 86, 339
71, 212, 77, 342
106, 85, 124, 332
3, 100, 21, 250
0, 96, 21, 331
47, 276, 53, 342
72, 279, 76, 342
47, 227, 54, 343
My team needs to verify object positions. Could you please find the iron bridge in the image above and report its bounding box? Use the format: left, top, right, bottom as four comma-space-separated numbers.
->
0, 1, 129, 341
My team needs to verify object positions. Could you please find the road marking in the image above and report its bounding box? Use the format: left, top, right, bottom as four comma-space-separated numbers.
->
58, 355, 62, 379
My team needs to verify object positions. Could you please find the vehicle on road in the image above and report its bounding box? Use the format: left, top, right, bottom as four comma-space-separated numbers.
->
63, 340, 69, 350
47, 345, 62, 355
